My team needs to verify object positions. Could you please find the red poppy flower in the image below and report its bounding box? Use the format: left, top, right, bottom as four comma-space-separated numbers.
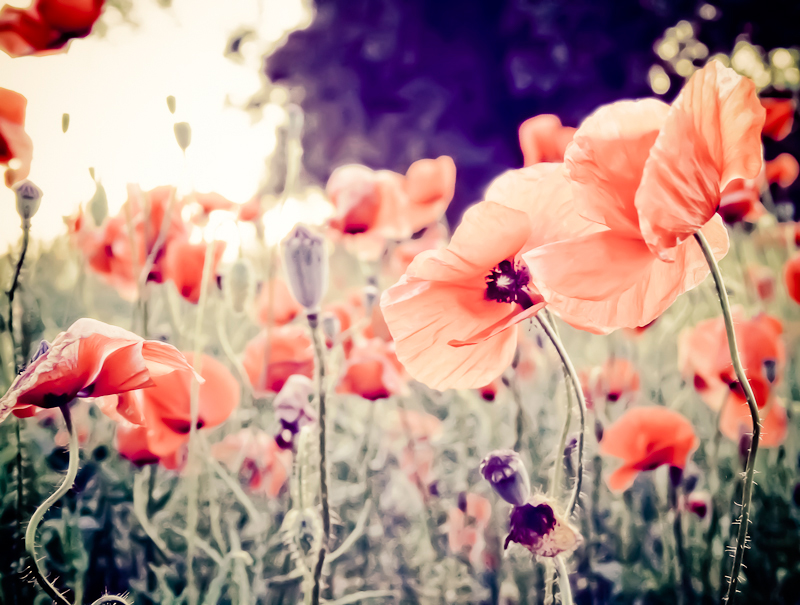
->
336, 338, 406, 400
518, 114, 576, 166
679, 310, 784, 411
386, 223, 448, 280
523, 62, 764, 333
581, 358, 640, 410
164, 239, 225, 304
765, 153, 800, 188
103, 352, 240, 458
600, 406, 698, 492
719, 394, 788, 448
477, 377, 501, 402
785, 252, 800, 305
255, 278, 303, 327
1, 318, 194, 423
0, 87, 33, 187
237, 195, 261, 223
242, 324, 314, 394
116, 422, 182, 469
326, 157, 456, 259
212, 429, 292, 498
448, 493, 492, 567
746, 264, 775, 302
0, 0, 104, 58
718, 178, 765, 225
761, 98, 795, 141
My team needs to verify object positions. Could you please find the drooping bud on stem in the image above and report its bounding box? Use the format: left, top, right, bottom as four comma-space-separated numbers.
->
174, 122, 192, 151
480, 449, 531, 506
282, 224, 328, 314
14, 180, 42, 225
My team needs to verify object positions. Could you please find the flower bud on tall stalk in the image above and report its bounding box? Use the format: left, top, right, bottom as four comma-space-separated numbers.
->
282, 224, 330, 605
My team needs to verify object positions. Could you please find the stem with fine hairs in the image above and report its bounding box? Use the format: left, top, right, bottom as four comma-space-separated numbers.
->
693, 231, 760, 605
554, 555, 574, 605
308, 312, 329, 605
536, 314, 586, 518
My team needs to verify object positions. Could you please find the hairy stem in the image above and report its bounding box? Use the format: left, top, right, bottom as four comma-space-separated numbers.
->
536, 314, 586, 517
693, 231, 760, 605
25, 405, 78, 605
308, 313, 329, 605
554, 555, 574, 605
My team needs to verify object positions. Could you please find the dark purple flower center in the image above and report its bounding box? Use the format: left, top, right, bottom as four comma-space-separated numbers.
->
485, 260, 533, 308
504, 502, 557, 550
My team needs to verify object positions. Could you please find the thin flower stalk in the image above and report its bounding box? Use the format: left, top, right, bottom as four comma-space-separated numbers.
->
8, 221, 30, 369
694, 231, 760, 604
554, 555, 574, 605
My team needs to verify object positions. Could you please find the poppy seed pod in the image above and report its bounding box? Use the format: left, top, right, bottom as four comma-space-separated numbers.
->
282, 224, 328, 313
480, 449, 531, 506
14, 180, 42, 224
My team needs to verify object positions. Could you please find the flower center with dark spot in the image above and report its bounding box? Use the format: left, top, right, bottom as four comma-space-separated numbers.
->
485, 260, 533, 308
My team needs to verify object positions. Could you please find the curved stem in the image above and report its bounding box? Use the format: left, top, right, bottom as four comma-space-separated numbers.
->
25, 405, 78, 605
554, 555, 574, 605
693, 232, 760, 605
308, 313, 329, 605
90, 596, 131, 604
536, 315, 586, 518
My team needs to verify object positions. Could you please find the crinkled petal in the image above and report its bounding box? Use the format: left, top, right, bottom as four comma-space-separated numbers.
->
636, 61, 765, 258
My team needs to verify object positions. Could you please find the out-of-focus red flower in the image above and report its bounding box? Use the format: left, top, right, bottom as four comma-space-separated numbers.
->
242, 325, 314, 394
186, 191, 236, 225
719, 393, 788, 448
255, 278, 303, 327
718, 178, 765, 225
746, 264, 775, 302
336, 338, 406, 400
164, 239, 225, 304
0, 0, 104, 58
386, 223, 448, 279
326, 157, 456, 259
237, 195, 261, 223
581, 357, 640, 411
0, 87, 33, 186
766, 153, 800, 188
212, 429, 292, 498
448, 493, 492, 567
103, 352, 240, 459
116, 422, 182, 469
523, 62, 763, 333
761, 98, 795, 141
477, 377, 501, 402
518, 114, 576, 166
785, 252, 800, 305
2, 318, 194, 423
679, 310, 784, 411
600, 406, 698, 492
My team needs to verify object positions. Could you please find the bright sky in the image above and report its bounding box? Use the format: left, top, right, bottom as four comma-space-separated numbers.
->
0, 0, 312, 250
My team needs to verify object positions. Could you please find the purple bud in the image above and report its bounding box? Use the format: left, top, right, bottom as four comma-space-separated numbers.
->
504, 496, 582, 557
480, 449, 530, 506
282, 224, 328, 312
594, 419, 604, 443
14, 180, 42, 223
738, 433, 753, 469
274, 374, 317, 437
669, 465, 684, 488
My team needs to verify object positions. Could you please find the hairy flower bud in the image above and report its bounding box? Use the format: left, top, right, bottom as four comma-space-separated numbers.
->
225, 258, 254, 314
282, 224, 328, 313
174, 122, 191, 151
14, 180, 42, 224
480, 449, 531, 506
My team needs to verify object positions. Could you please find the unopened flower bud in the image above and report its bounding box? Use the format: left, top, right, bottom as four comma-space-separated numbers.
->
174, 122, 192, 151
321, 311, 340, 344
282, 224, 328, 313
61, 113, 69, 133
166, 95, 176, 114
225, 258, 254, 314
480, 449, 531, 506
504, 495, 582, 557
274, 374, 317, 448
89, 181, 108, 226
14, 180, 42, 223
594, 418, 604, 442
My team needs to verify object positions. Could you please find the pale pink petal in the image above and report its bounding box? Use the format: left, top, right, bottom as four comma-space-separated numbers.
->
404, 156, 456, 230
636, 61, 765, 257
449, 301, 545, 346
565, 99, 670, 236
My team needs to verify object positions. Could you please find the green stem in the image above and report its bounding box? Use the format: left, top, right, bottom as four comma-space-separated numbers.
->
8, 223, 30, 369
693, 232, 760, 605
536, 315, 586, 517
25, 405, 78, 605
308, 313, 329, 605
554, 555, 574, 605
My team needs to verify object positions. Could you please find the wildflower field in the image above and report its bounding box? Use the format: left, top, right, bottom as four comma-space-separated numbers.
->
1, 1, 800, 604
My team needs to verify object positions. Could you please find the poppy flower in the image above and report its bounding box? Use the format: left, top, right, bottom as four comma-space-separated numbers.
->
765, 153, 800, 189
679, 310, 784, 411
164, 239, 225, 304
523, 62, 765, 333
336, 338, 406, 400
386, 223, 448, 280
785, 252, 800, 304
0, 87, 33, 187
212, 429, 293, 498
761, 98, 795, 141
102, 352, 240, 458
242, 324, 314, 394
717, 178, 765, 225
477, 378, 501, 402
581, 358, 640, 410
237, 195, 261, 223
188, 191, 236, 218
255, 278, 303, 327
504, 495, 581, 557
719, 394, 788, 448
385, 408, 442, 443
518, 114, 576, 166
745, 264, 775, 302
685, 491, 711, 519
326, 157, 456, 258
600, 406, 698, 492
274, 374, 316, 449
1, 318, 194, 423
115, 422, 182, 469
448, 493, 492, 566
0, 0, 104, 58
